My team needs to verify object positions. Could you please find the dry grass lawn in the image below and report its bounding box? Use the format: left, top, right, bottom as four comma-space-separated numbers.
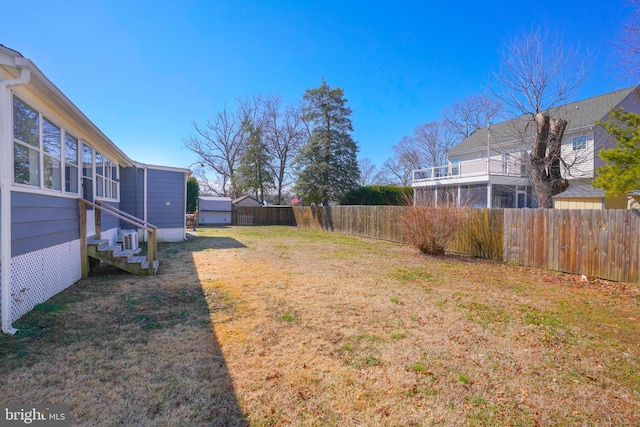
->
1, 226, 639, 426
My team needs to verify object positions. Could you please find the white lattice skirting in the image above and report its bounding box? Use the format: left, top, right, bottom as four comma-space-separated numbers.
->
0, 239, 82, 323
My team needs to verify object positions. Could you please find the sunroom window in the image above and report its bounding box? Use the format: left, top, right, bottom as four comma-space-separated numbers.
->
13, 96, 40, 186
43, 118, 62, 190
12, 95, 80, 195
82, 144, 94, 202
65, 133, 79, 193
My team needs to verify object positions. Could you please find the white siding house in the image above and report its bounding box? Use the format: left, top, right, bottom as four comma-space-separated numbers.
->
412, 86, 640, 208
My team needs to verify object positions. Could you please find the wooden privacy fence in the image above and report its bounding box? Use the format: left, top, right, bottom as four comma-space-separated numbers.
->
233, 205, 640, 284
292, 206, 503, 259
503, 209, 640, 284
232, 206, 297, 226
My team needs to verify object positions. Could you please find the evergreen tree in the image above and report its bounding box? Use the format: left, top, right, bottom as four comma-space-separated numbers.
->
186, 177, 199, 213
235, 124, 274, 202
296, 80, 360, 205
593, 109, 640, 196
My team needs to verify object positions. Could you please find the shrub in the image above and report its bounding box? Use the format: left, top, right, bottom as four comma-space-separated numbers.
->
400, 201, 468, 256
339, 185, 413, 205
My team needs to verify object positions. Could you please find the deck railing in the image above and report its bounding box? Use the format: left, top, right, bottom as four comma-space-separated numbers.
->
78, 199, 158, 278
413, 158, 528, 183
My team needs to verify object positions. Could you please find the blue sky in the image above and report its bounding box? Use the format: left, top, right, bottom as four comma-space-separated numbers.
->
1, 0, 635, 171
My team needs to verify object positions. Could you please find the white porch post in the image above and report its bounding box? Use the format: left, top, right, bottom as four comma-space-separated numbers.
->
486, 183, 492, 208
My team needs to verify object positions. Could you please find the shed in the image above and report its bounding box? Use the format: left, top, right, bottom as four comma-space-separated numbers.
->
198, 196, 232, 224
553, 183, 627, 210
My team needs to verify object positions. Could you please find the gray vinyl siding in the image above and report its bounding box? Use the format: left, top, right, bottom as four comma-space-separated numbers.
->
119, 167, 144, 229
11, 192, 79, 257
147, 169, 185, 228
99, 201, 120, 230
594, 89, 640, 171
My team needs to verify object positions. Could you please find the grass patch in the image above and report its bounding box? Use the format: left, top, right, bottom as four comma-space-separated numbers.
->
391, 267, 433, 283
279, 313, 295, 323
1, 226, 639, 426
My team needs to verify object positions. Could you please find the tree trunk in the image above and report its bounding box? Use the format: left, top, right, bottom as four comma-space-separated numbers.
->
530, 113, 569, 208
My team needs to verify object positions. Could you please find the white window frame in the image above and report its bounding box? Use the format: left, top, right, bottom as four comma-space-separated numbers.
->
573, 135, 587, 151
95, 151, 119, 201
450, 158, 460, 176
12, 95, 41, 188
11, 94, 119, 201
12, 94, 81, 195
64, 132, 79, 194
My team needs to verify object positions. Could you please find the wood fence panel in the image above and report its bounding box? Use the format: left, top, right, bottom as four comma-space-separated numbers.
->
629, 213, 640, 284
502, 209, 520, 263
290, 206, 637, 284
612, 210, 624, 282
596, 210, 608, 279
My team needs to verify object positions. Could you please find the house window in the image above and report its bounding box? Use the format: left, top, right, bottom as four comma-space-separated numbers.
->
12, 95, 81, 194
502, 153, 510, 174
13, 96, 40, 186
82, 144, 94, 202
573, 135, 587, 150
451, 158, 460, 176
43, 118, 62, 190
95, 152, 118, 200
65, 133, 79, 193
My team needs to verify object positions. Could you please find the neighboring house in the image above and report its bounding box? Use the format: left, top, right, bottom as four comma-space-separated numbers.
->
197, 196, 232, 224
0, 45, 189, 333
412, 86, 640, 208
232, 195, 262, 207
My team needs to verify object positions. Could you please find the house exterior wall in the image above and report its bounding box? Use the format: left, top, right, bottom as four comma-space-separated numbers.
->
554, 198, 603, 210
594, 89, 640, 171
119, 167, 144, 225
11, 192, 79, 256
147, 168, 186, 241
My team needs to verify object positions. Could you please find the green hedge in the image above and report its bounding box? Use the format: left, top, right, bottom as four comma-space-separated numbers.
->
339, 186, 413, 206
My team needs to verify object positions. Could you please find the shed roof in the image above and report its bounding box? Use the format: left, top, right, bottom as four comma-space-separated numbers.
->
553, 183, 604, 199
232, 195, 261, 204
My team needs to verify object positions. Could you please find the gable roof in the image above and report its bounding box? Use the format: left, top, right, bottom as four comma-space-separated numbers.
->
447, 86, 640, 157
552, 182, 604, 199
232, 195, 261, 204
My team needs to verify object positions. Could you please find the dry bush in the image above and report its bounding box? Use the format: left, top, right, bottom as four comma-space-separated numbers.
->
401, 200, 468, 255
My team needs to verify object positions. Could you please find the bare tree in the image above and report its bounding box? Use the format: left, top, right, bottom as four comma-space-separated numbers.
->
412, 121, 457, 168
358, 157, 379, 186
442, 94, 503, 142
184, 104, 248, 197
491, 27, 590, 208
378, 158, 412, 186
261, 96, 304, 204
615, 1, 640, 79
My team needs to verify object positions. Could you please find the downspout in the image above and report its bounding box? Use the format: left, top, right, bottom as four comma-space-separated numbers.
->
1, 65, 31, 335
